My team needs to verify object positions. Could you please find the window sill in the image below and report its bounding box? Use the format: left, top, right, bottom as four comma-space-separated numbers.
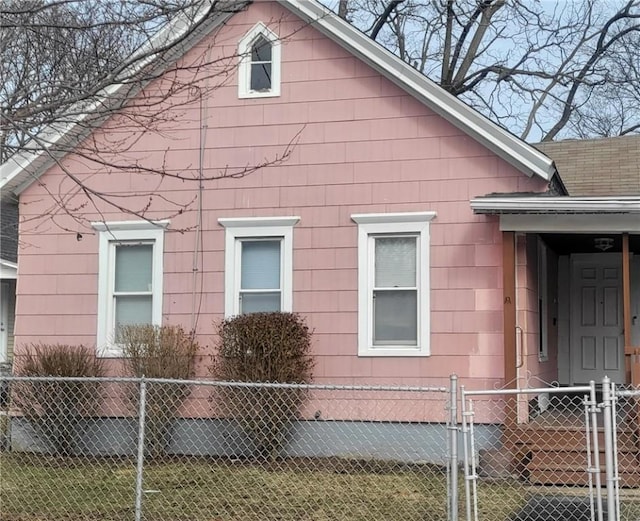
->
358, 346, 430, 357
97, 347, 123, 358
238, 89, 280, 99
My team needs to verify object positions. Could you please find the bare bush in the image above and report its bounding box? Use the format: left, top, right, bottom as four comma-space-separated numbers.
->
210, 312, 314, 461
119, 324, 198, 458
12, 344, 104, 456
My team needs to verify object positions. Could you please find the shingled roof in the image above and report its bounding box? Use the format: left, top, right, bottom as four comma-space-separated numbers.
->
536, 135, 640, 197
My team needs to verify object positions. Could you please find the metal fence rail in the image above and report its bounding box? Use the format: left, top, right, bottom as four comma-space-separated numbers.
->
0, 376, 451, 521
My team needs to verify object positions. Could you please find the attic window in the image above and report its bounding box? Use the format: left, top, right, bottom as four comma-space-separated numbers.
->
238, 22, 281, 98
250, 35, 272, 91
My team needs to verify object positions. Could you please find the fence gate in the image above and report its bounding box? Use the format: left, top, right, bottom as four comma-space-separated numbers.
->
608, 377, 640, 521
459, 382, 606, 521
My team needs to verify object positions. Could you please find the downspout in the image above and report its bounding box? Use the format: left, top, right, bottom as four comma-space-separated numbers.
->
189, 89, 208, 335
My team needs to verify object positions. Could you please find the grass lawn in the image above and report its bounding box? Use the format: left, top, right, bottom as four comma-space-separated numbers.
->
4, 453, 638, 520
0, 453, 531, 521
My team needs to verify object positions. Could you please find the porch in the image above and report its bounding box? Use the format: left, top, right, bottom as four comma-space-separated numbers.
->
502, 228, 640, 389
471, 196, 640, 487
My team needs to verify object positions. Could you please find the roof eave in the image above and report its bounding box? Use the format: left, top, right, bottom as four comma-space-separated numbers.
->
0, 2, 239, 197
280, 0, 555, 182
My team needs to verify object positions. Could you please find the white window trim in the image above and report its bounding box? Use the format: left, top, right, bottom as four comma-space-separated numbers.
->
219, 216, 299, 317
92, 220, 168, 356
352, 212, 436, 357
238, 22, 281, 99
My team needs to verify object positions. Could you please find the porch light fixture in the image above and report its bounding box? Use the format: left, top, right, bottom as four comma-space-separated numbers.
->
594, 237, 614, 251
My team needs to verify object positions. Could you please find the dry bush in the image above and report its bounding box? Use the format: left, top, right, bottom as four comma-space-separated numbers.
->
12, 343, 104, 456
210, 312, 314, 461
119, 324, 198, 458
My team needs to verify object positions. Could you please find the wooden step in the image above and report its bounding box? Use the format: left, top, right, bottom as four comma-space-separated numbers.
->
502, 423, 640, 487
505, 426, 638, 451
530, 450, 640, 472
530, 469, 640, 487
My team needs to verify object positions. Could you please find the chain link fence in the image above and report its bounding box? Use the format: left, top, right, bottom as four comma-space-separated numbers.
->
3, 375, 640, 521
0, 376, 452, 521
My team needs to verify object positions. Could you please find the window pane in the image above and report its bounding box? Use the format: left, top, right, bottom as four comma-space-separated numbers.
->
373, 290, 417, 345
115, 295, 152, 332
251, 63, 271, 91
375, 236, 416, 288
240, 292, 281, 313
115, 244, 153, 292
241, 240, 281, 289
251, 36, 272, 61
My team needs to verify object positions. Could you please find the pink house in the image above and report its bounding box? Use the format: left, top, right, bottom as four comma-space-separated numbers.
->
2, 0, 640, 407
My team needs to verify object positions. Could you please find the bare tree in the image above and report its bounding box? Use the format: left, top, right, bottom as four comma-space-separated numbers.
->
339, 0, 640, 141
0, 0, 298, 233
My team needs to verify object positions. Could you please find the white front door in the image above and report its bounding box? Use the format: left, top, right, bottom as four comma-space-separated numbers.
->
570, 254, 625, 384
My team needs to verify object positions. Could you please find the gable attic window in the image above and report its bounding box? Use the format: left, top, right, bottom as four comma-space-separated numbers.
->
351, 212, 436, 357
238, 22, 281, 98
92, 220, 168, 356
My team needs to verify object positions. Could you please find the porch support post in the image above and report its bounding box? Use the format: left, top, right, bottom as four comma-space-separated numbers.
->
617, 233, 639, 385
623, 233, 631, 348
502, 231, 517, 389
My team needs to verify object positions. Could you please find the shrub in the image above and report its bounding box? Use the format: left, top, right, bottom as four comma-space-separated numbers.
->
119, 324, 198, 458
210, 312, 314, 461
12, 344, 104, 456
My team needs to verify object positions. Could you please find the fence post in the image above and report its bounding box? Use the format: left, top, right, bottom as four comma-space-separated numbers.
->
601, 376, 617, 521
460, 386, 476, 521
588, 380, 604, 521
448, 374, 458, 521
135, 377, 147, 521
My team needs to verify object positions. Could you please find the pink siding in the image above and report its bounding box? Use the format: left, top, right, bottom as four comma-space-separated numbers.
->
15, 1, 549, 394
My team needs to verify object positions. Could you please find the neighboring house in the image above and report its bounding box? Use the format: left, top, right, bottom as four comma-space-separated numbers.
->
1, 0, 639, 406
0, 199, 18, 368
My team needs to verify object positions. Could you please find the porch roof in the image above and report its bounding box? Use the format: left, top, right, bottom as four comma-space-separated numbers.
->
471, 195, 640, 234
471, 195, 640, 215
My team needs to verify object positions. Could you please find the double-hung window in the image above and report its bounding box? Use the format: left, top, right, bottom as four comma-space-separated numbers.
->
352, 212, 436, 357
238, 22, 281, 98
219, 217, 299, 317
93, 221, 167, 355
238, 239, 282, 313
113, 242, 154, 328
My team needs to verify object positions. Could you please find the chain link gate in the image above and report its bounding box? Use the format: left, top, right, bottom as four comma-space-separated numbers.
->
459, 382, 607, 521
607, 377, 640, 521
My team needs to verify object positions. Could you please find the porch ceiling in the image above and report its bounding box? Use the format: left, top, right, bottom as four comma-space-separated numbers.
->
540, 233, 640, 255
